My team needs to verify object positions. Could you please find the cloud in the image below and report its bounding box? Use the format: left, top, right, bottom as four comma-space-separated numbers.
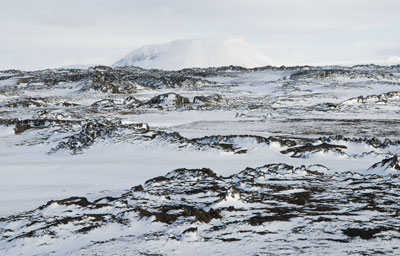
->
0, 0, 400, 69
387, 56, 400, 63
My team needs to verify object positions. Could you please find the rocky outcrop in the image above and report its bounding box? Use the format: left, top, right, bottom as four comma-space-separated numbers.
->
280, 143, 347, 158
88, 70, 139, 94
192, 94, 227, 107
342, 91, 400, 104
290, 69, 394, 81
144, 93, 190, 108
368, 155, 400, 171
123, 96, 143, 107
49, 120, 149, 154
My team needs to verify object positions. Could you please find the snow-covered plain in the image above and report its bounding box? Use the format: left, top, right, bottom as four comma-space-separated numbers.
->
1, 64, 400, 255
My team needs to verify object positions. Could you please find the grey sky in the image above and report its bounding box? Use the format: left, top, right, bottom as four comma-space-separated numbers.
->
1, 0, 399, 70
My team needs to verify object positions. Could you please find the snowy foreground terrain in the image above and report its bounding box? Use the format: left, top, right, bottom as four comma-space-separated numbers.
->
1, 64, 400, 255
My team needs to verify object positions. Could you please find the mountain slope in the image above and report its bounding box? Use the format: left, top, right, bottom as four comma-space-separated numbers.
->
113, 38, 274, 70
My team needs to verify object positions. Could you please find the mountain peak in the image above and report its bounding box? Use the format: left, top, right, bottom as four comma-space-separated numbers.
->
113, 38, 274, 70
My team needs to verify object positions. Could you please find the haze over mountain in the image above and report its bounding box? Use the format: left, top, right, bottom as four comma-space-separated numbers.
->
113, 38, 274, 70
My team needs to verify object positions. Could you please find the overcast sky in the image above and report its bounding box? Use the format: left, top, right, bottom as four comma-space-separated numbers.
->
1, 0, 399, 70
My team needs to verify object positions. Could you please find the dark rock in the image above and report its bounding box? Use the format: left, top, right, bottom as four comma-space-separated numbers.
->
343, 227, 386, 240
248, 214, 294, 225
281, 143, 347, 158
182, 227, 198, 234
14, 122, 31, 134
192, 94, 225, 107
144, 93, 190, 108
132, 185, 144, 192
369, 155, 400, 171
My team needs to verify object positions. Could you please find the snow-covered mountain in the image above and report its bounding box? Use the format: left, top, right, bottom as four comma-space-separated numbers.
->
113, 38, 274, 70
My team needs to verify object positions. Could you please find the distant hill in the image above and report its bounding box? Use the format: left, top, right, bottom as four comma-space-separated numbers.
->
113, 38, 274, 70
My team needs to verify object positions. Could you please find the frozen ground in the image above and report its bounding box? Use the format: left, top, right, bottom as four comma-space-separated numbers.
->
0, 64, 400, 255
